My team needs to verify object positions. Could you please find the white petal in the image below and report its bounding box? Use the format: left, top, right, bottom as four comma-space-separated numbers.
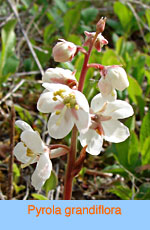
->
15, 120, 33, 131
13, 142, 29, 163
48, 110, 74, 139
21, 130, 46, 154
91, 93, 107, 113
79, 129, 103, 155
37, 91, 61, 113
91, 91, 117, 113
102, 100, 134, 119
102, 119, 130, 143
107, 67, 129, 91
98, 77, 113, 96
42, 67, 76, 83
42, 83, 71, 92
73, 90, 89, 112
31, 152, 52, 190
73, 108, 90, 133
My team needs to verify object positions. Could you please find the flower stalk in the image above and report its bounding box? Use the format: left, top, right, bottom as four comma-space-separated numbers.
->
78, 32, 98, 92
63, 32, 99, 200
63, 125, 78, 200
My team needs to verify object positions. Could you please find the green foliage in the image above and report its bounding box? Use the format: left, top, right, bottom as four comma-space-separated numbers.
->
140, 112, 150, 150
81, 7, 98, 25
108, 185, 132, 200
114, 131, 141, 173
32, 193, 48, 200
43, 171, 58, 196
114, 2, 133, 32
0, 19, 19, 86
135, 183, 150, 200
64, 7, 81, 37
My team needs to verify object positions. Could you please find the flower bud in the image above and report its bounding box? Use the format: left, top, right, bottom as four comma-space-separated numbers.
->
84, 31, 108, 52
52, 39, 77, 62
96, 17, 107, 33
106, 66, 129, 91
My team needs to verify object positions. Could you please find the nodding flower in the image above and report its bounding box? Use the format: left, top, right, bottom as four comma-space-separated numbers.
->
52, 39, 77, 62
42, 67, 78, 89
84, 31, 108, 52
98, 66, 129, 95
14, 120, 52, 190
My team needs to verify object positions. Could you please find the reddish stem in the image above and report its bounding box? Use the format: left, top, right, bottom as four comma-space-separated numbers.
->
63, 32, 99, 200
49, 144, 70, 151
87, 63, 104, 70
78, 32, 98, 92
63, 126, 78, 200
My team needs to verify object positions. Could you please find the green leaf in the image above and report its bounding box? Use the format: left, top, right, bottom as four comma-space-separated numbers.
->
128, 132, 139, 165
107, 19, 123, 34
140, 112, 150, 149
132, 55, 146, 84
135, 183, 150, 200
108, 185, 132, 200
141, 137, 150, 165
128, 76, 142, 104
54, 0, 67, 13
146, 9, 150, 28
103, 164, 128, 178
2, 55, 19, 77
102, 49, 124, 66
81, 7, 98, 25
0, 19, 16, 79
13, 183, 25, 194
67, 34, 82, 46
13, 163, 20, 183
14, 104, 33, 122
64, 7, 80, 37
113, 2, 132, 32
114, 131, 140, 172
44, 24, 56, 44
32, 193, 48, 200
43, 171, 58, 196
124, 115, 135, 132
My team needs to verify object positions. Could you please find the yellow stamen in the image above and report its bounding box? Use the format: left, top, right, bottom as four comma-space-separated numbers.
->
56, 110, 61, 115
26, 148, 34, 157
66, 103, 71, 108
75, 104, 79, 110
53, 96, 58, 101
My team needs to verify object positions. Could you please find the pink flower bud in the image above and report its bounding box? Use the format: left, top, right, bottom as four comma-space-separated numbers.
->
84, 31, 108, 52
52, 39, 77, 62
96, 17, 107, 33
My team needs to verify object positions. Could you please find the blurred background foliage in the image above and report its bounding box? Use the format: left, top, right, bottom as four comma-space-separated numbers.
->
0, 0, 150, 200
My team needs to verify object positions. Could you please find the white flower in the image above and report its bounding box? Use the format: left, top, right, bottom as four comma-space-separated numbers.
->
79, 93, 134, 155
42, 67, 77, 88
37, 83, 90, 139
98, 66, 129, 94
14, 120, 52, 190
52, 39, 77, 62
84, 31, 108, 52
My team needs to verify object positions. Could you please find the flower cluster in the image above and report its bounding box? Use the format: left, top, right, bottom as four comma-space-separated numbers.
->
14, 17, 133, 191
